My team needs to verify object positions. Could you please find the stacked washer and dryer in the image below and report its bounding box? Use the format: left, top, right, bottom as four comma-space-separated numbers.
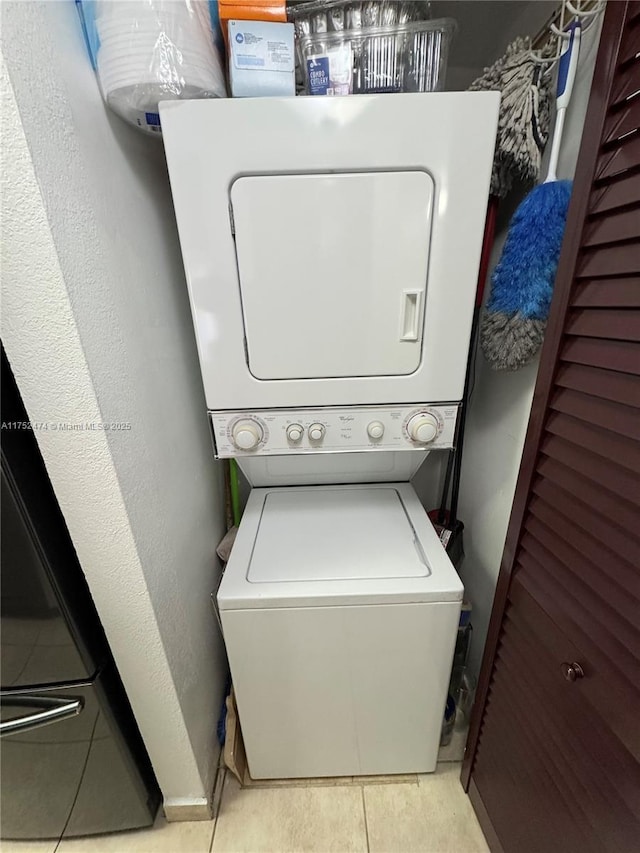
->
160, 92, 499, 780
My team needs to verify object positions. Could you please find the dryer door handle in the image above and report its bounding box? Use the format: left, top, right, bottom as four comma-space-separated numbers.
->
399, 290, 424, 342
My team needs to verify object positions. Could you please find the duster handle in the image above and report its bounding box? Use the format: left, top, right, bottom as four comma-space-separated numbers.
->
546, 20, 581, 183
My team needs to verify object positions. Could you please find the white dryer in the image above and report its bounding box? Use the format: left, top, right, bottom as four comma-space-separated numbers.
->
159, 93, 500, 417
160, 93, 499, 779
218, 483, 463, 779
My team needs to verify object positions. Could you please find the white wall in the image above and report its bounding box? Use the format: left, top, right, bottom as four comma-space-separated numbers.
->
437, 1, 557, 91
411, 0, 558, 512
1, 0, 227, 812
456, 18, 603, 680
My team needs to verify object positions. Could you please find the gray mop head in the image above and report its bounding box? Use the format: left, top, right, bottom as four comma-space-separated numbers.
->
470, 38, 553, 197
480, 311, 546, 371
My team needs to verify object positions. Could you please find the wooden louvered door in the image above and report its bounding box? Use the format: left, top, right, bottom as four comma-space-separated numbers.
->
463, 3, 640, 851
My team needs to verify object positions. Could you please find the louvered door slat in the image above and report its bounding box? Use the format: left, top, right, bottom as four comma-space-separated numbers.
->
561, 335, 640, 373
589, 168, 640, 212
466, 7, 640, 848
541, 434, 640, 502
475, 712, 593, 852
519, 524, 640, 658
571, 277, 640, 308
550, 387, 639, 439
555, 361, 640, 404
619, 14, 640, 64
566, 307, 640, 341
577, 244, 640, 277
531, 471, 640, 559
545, 410, 640, 471
602, 97, 640, 143
525, 508, 640, 607
537, 455, 639, 529
594, 134, 640, 178
610, 61, 640, 108
583, 205, 640, 244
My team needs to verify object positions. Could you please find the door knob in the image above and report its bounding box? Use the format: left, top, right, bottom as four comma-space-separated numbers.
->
561, 662, 585, 682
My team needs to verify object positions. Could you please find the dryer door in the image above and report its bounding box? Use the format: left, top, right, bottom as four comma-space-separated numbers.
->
231, 171, 433, 380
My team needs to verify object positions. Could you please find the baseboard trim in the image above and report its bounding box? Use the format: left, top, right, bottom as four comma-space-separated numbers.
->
163, 797, 213, 822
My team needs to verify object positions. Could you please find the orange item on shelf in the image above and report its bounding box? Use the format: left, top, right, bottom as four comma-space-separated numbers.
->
218, 1, 287, 42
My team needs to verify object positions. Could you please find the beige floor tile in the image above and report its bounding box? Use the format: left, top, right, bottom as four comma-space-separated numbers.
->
0, 841, 57, 853
212, 774, 367, 853
364, 763, 489, 853
56, 814, 214, 853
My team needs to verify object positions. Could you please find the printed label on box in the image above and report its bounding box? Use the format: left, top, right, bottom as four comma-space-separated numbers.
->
307, 56, 331, 95
306, 44, 352, 96
231, 23, 294, 72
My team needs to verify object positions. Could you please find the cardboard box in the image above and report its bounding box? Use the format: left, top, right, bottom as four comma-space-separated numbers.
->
228, 19, 295, 97
218, 0, 287, 42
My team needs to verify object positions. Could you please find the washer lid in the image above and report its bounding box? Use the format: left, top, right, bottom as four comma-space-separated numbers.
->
247, 488, 429, 584
218, 483, 464, 609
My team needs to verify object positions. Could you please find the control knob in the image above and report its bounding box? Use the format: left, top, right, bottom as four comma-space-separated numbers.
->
367, 421, 385, 440
407, 412, 439, 444
308, 423, 326, 442
286, 424, 304, 443
231, 419, 263, 451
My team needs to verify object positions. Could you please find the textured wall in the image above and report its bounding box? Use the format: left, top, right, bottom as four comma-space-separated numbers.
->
1, 1, 227, 808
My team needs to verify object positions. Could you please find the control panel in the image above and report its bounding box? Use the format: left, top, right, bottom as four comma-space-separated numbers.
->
211, 405, 459, 458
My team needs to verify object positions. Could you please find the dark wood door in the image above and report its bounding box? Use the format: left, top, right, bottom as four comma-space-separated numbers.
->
463, 3, 640, 851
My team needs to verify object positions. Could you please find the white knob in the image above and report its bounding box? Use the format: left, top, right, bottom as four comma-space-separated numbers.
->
286, 424, 304, 443
407, 413, 439, 444
367, 421, 385, 440
308, 423, 325, 442
231, 419, 263, 450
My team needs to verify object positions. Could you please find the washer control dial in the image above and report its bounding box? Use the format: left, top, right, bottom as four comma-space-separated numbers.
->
407, 412, 439, 444
367, 421, 385, 440
308, 423, 326, 442
231, 419, 264, 450
286, 424, 304, 443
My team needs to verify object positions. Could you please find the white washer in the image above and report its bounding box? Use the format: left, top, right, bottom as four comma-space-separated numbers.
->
218, 483, 463, 779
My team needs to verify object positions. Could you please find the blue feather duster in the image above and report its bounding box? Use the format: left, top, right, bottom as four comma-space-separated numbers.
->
482, 21, 581, 371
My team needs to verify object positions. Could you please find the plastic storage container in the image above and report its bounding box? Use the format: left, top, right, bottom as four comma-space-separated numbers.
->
299, 17, 455, 95
77, 0, 226, 135
288, 0, 432, 37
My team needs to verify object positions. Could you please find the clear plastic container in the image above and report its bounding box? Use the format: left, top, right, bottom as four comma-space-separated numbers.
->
299, 17, 455, 95
288, 0, 432, 37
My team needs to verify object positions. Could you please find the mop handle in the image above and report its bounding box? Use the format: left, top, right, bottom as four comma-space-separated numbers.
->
546, 20, 581, 183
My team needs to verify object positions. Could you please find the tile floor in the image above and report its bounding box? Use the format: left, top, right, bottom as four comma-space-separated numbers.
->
1, 762, 488, 853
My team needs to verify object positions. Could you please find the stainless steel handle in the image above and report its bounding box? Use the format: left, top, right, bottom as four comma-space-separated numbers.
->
0, 696, 84, 737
